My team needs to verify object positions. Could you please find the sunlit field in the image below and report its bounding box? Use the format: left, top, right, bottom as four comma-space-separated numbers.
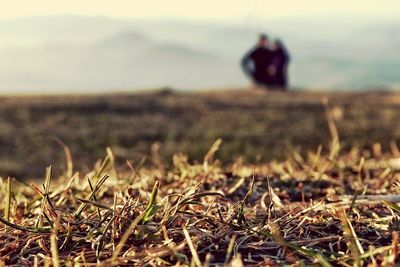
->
1, 89, 400, 179
2, 89, 400, 265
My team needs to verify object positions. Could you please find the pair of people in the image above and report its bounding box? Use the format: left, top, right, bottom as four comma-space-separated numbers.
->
241, 34, 290, 90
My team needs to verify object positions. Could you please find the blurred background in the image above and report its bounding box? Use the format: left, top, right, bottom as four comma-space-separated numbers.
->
1, 0, 400, 179
0, 0, 399, 93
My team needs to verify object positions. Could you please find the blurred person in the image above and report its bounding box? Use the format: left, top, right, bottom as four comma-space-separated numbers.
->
270, 39, 290, 90
241, 34, 274, 89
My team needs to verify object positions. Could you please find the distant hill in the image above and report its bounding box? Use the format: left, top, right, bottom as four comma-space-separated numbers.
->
0, 16, 399, 93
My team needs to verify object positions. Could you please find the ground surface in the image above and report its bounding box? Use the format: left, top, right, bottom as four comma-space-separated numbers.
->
1, 140, 400, 266
1, 89, 400, 179
1, 89, 400, 265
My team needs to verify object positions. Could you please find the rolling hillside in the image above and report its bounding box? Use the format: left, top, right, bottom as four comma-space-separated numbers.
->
0, 16, 399, 92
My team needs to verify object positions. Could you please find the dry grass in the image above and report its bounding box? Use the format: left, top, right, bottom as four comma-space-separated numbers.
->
2, 89, 400, 179
2, 90, 400, 266
2, 136, 400, 266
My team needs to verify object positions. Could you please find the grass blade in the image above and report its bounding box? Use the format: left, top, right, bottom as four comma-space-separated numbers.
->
183, 226, 202, 267
0, 216, 51, 233
5, 177, 11, 222
316, 254, 334, 267
51, 234, 60, 267
383, 200, 400, 214
74, 173, 109, 218
339, 210, 364, 266
224, 234, 237, 266
37, 166, 53, 228
111, 180, 160, 263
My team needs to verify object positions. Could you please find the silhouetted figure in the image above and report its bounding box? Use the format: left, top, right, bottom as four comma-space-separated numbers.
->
241, 34, 274, 88
270, 39, 290, 90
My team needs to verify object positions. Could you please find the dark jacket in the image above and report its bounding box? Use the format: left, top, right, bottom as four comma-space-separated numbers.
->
241, 46, 273, 86
271, 46, 290, 88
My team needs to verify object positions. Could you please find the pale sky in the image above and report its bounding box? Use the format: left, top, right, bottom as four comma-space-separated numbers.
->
0, 0, 399, 19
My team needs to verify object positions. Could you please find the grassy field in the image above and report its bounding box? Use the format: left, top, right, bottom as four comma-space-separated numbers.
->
1, 136, 400, 265
1, 89, 400, 179
2, 89, 400, 265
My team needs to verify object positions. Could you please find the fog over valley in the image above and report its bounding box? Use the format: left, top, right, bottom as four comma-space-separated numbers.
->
0, 16, 399, 93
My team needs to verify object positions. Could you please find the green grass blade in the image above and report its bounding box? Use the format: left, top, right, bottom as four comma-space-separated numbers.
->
316, 254, 334, 267
383, 200, 400, 214
112, 180, 160, 262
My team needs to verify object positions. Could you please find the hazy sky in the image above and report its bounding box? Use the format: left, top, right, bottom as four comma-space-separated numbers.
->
1, 0, 399, 19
